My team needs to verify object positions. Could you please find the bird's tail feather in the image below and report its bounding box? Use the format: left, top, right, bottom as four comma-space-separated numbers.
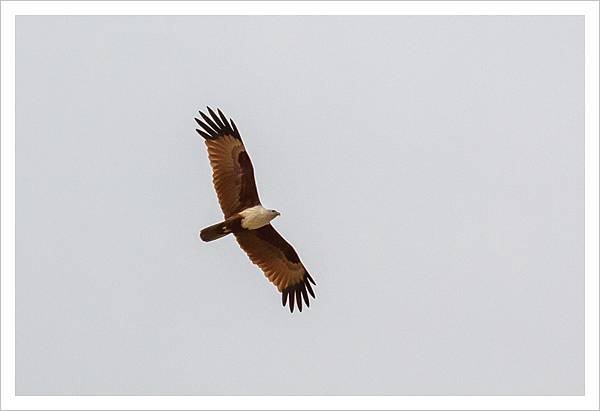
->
199, 221, 230, 242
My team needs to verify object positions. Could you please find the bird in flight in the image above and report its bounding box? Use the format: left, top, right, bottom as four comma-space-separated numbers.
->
195, 107, 316, 313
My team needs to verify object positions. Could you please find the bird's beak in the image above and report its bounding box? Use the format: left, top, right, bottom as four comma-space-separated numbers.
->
275, 211, 281, 217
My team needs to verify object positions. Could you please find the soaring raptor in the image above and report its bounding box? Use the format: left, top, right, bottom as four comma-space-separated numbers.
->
195, 107, 316, 313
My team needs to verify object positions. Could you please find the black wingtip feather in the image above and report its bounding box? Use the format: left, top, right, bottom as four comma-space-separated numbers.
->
296, 288, 303, 312
196, 118, 217, 135
230, 118, 239, 134
281, 272, 316, 314
195, 107, 241, 140
200, 111, 219, 132
217, 109, 229, 128
289, 291, 295, 313
301, 285, 310, 306
305, 280, 315, 298
194, 117, 208, 130
207, 107, 225, 128
195, 129, 212, 140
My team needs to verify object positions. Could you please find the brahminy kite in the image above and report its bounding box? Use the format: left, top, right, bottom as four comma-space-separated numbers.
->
195, 107, 316, 313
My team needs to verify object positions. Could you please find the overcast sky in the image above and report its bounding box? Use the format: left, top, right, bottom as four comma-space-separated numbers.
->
16, 16, 583, 395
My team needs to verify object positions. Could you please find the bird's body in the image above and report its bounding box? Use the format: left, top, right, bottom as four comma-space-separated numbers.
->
199, 205, 278, 241
195, 108, 316, 312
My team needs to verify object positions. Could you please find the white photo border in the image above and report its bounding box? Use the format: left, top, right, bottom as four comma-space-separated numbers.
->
1, 1, 598, 410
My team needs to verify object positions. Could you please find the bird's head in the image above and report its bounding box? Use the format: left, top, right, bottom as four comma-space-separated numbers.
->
270, 209, 281, 219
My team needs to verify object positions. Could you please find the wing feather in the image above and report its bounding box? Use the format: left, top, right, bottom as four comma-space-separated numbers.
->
195, 108, 260, 217
234, 225, 316, 313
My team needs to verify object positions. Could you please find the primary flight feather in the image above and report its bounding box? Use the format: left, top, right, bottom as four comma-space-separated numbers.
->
195, 107, 316, 313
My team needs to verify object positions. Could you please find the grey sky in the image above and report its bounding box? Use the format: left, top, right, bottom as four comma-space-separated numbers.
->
16, 16, 583, 395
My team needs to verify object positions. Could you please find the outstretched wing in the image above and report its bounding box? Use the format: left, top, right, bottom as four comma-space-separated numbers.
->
195, 108, 260, 218
235, 225, 316, 313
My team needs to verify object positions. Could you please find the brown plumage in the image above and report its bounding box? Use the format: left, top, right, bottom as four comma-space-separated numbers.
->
195, 108, 259, 218
195, 107, 316, 313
